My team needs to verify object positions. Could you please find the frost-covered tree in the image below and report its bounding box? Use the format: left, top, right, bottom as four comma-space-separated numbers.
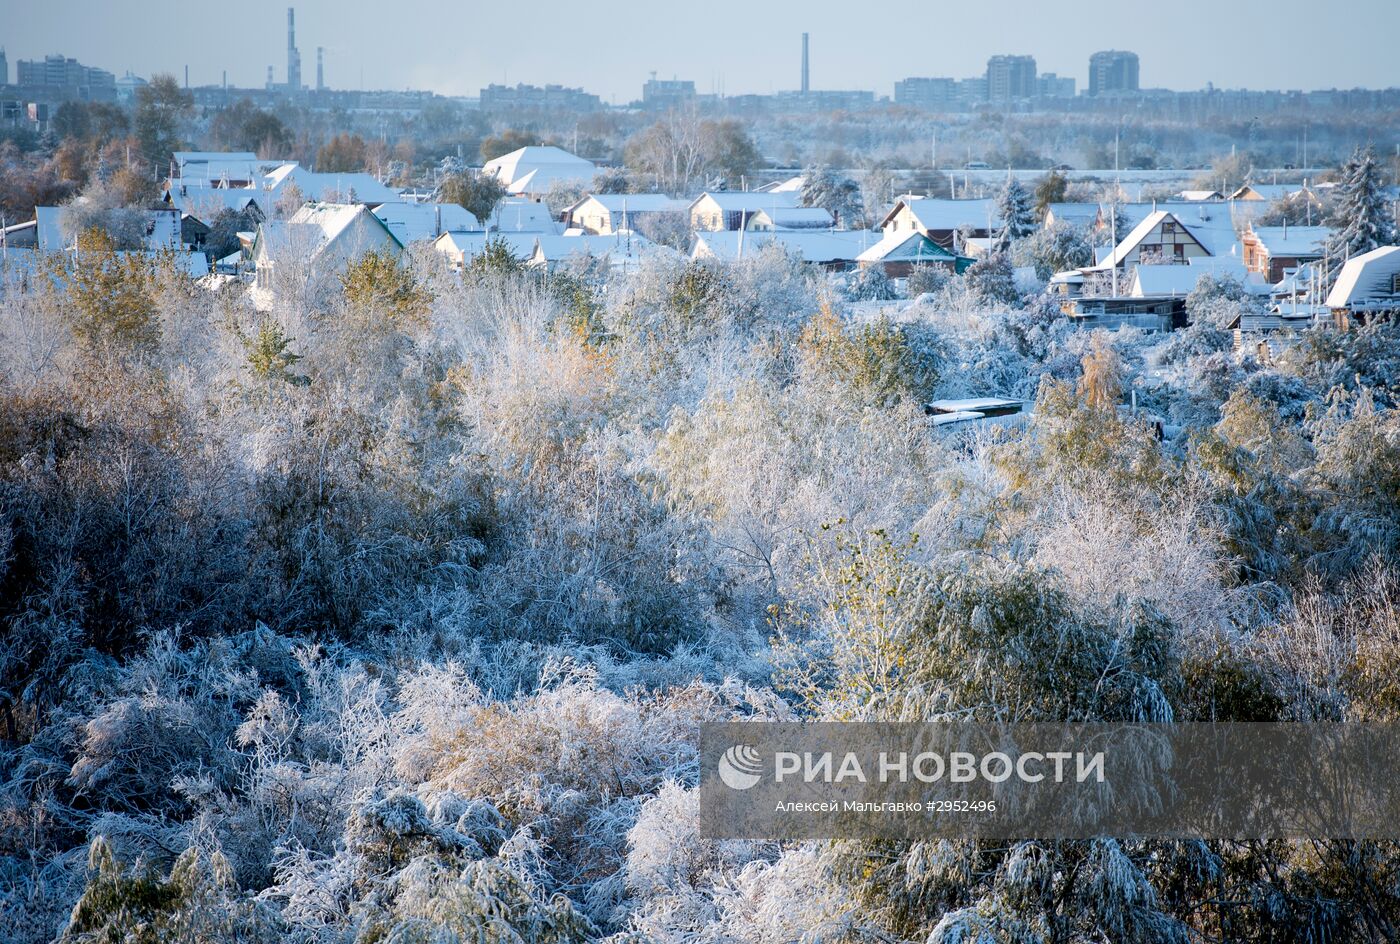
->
842, 263, 895, 301
859, 164, 895, 229
963, 252, 1020, 306
800, 164, 863, 228
1185, 271, 1263, 329
1033, 169, 1069, 219
993, 177, 1036, 251
1323, 145, 1398, 282
1014, 220, 1092, 279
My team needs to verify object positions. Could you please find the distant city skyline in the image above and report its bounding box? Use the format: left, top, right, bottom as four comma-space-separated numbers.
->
2, 0, 1398, 100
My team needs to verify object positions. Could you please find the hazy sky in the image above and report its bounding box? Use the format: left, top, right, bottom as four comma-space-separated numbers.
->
3, 0, 1397, 101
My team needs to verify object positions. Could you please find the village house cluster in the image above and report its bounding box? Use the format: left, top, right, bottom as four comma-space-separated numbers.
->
6, 138, 1397, 353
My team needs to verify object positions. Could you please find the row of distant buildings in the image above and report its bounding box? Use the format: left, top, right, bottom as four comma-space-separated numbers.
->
894, 50, 1138, 110
0, 49, 149, 101
4, 143, 1397, 359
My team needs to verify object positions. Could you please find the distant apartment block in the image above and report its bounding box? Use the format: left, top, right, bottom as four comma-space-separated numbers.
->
894, 77, 958, 110
0, 48, 7, 87
642, 77, 695, 110
1089, 50, 1139, 95
479, 83, 602, 112
1037, 72, 1076, 98
16, 54, 114, 91
986, 55, 1036, 103
958, 76, 988, 104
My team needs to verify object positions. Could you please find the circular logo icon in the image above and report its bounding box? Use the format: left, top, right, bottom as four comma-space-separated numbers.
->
718, 744, 763, 790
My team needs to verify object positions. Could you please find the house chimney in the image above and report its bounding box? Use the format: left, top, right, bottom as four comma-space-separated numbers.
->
801, 33, 809, 94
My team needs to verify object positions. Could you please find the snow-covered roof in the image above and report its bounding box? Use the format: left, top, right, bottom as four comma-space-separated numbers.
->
482, 146, 597, 195
262, 164, 400, 204
1099, 206, 1240, 268
1044, 203, 1100, 226
1246, 226, 1331, 257
1171, 208, 1240, 258
372, 202, 480, 243
487, 198, 560, 233
1118, 201, 1214, 228
1326, 246, 1400, 310
856, 231, 957, 263
30, 205, 181, 252
35, 206, 65, 251
1130, 262, 1234, 298
529, 233, 677, 268
928, 397, 1024, 413
1177, 190, 1223, 201
1100, 210, 1174, 269
173, 152, 281, 186
747, 206, 836, 229
691, 191, 802, 212
256, 202, 403, 264
756, 175, 806, 193
884, 197, 1003, 233
130, 249, 209, 277
432, 231, 539, 263
692, 229, 879, 264
928, 411, 986, 427
287, 202, 387, 243
569, 193, 689, 214
145, 208, 182, 250
1128, 257, 1268, 298
174, 150, 258, 165
1229, 183, 1303, 202
1271, 261, 1325, 298
165, 185, 263, 218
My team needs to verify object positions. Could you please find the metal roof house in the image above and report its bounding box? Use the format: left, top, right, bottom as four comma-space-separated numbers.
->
855, 231, 973, 275
251, 202, 403, 295
1241, 225, 1332, 282
431, 231, 539, 269
487, 197, 561, 234
744, 206, 836, 231
372, 202, 480, 243
260, 163, 401, 205
482, 146, 597, 197
1325, 246, 1400, 329
879, 197, 1002, 251
528, 233, 677, 271
689, 191, 802, 232
691, 229, 878, 269
563, 193, 689, 234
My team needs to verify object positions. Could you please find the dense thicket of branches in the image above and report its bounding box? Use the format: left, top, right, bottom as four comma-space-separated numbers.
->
3, 236, 1400, 942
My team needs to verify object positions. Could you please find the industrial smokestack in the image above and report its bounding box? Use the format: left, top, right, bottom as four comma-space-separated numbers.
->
801, 33, 809, 94
316, 47, 324, 91
286, 7, 301, 92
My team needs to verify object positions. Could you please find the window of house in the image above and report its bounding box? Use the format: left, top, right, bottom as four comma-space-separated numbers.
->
1392, 272, 1400, 295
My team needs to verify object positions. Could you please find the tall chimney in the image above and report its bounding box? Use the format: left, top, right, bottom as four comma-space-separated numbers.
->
801, 33, 809, 94
286, 7, 301, 92
316, 47, 324, 91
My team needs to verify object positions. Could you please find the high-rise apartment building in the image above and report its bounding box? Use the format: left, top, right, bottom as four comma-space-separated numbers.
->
986, 55, 1037, 103
1088, 50, 1140, 95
